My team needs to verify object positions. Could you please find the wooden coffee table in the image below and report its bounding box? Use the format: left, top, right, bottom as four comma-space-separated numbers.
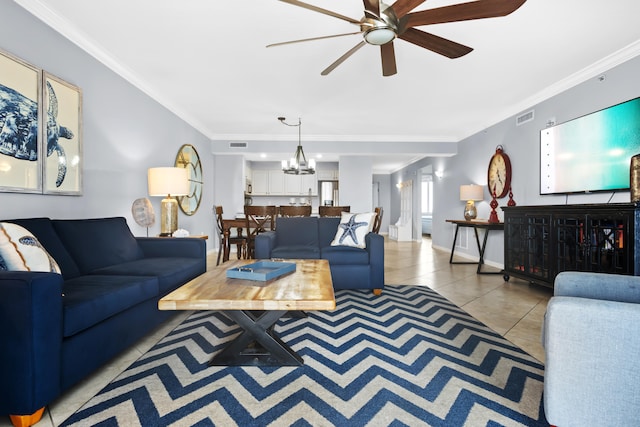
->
159, 259, 335, 366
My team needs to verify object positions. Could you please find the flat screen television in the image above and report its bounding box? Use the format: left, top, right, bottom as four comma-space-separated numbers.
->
540, 96, 640, 195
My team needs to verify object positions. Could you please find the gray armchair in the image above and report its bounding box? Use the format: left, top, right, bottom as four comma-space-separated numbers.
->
543, 271, 640, 427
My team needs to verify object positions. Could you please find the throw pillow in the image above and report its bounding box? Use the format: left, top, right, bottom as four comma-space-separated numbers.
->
0, 222, 61, 273
330, 212, 376, 249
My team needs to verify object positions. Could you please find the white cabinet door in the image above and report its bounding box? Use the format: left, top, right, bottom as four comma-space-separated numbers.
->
268, 170, 285, 194
281, 174, 318, 195
284, 174, 301, 195
251, 170, 269, 195
252, 170, 311, 195
301, 174, 318, 196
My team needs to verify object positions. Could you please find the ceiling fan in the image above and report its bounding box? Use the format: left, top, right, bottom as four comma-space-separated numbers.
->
268, 0, 527, 76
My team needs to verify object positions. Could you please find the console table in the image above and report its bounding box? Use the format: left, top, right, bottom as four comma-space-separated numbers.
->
502, 203, 640, 288
446, 219, 504, 274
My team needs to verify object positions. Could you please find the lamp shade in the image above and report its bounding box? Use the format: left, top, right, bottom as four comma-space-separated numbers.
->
148, 167, 189, 196
460, 184, 484, 201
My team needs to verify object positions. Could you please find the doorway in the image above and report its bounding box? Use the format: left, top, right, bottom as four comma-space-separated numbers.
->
421, 167, 434, 235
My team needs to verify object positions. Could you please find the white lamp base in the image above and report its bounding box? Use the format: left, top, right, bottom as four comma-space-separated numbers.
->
160, 196, 179, 236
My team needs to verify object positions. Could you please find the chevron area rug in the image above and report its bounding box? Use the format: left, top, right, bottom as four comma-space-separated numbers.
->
61, 285, 548, 426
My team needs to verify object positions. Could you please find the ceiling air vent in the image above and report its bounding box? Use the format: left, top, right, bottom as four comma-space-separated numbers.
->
516, 110, 534, 126
229, 142, 248, 148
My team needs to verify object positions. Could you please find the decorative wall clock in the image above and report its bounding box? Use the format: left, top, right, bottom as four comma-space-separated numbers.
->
175, 144, 202, 215
487, 145, 512, 199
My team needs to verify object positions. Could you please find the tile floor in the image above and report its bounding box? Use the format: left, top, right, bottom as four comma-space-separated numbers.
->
2, 235, 552, 427
383, 236, 552, 363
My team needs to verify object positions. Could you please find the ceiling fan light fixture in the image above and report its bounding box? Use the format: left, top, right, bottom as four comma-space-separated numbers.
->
364, 27, 396, 45
274, 0, 527, 75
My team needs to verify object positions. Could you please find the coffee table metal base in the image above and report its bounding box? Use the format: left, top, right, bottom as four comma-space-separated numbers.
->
209, 310, 303, 367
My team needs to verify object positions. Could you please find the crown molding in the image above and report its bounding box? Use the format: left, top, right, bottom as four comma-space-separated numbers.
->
208, 133, 459, 143
14, 0, 213, 138
462, 39, 640, 141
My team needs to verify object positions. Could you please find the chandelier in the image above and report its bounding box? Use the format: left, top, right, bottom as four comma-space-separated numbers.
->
279, 116, 315, 175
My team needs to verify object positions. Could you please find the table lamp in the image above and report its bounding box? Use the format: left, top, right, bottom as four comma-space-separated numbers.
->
460, 184, 484, 221
148, 167, 189, 236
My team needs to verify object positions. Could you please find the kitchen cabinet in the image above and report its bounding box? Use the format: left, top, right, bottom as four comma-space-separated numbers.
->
317, 169, 339, 181
284, 173, 301, 195
268, 170, 285, 194
250, 170, 317, 196
284, 173, 317, 195
251, 170, 270, 195
301, 174, 317, 196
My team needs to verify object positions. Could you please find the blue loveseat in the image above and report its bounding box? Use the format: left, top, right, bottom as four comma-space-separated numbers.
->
254, 216, 384, 293
0, 217, 206, 426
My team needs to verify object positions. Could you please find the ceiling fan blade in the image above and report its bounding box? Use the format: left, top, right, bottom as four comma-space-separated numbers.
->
321, 41, 367, 75
406, 0, 527, 27
279, 0, 361, 25
391, 0, 428, 18
267, 31, 362, 48
380, 42, 397, 76
363, 0, 380, 18
399, 27, 473, 58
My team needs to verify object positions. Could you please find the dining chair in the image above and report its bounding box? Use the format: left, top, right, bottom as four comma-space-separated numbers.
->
278, 205, 312, 217
244, 205, 277, 258
372, 206, 383, 234
318, 205, 351, 217
214, 205, 246, 264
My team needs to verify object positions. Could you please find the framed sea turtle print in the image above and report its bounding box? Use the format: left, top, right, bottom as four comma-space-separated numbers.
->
42, 72, 82, 195
0, 48, 43, 193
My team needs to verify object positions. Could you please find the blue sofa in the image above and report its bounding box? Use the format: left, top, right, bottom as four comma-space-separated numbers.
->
543, 271, 640, 427
0, 217, 206, 425
254, 216, 384, 293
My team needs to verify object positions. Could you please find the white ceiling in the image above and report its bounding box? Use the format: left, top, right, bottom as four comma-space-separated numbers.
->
16, 0, 640, 173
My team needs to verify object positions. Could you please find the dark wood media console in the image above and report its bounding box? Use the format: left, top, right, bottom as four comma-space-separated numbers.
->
502, 203, 640, 288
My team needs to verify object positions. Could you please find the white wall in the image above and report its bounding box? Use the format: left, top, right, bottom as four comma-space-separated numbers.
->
0, 3, 215, 246
213, 155, 246, 217
393, 54, 640, 267
339, 155, 373, 212
372, 174, 391, 232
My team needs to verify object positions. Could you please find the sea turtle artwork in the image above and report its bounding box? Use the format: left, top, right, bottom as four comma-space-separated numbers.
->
0, 80, 74, 187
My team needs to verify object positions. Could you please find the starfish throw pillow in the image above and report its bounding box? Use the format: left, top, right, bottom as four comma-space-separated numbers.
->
330, 212, 376, 249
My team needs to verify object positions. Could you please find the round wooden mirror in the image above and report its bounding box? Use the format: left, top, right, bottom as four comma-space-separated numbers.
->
174, 144, 203, 215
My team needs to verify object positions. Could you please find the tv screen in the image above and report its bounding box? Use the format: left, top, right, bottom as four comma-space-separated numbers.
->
540, 97, 640, 195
